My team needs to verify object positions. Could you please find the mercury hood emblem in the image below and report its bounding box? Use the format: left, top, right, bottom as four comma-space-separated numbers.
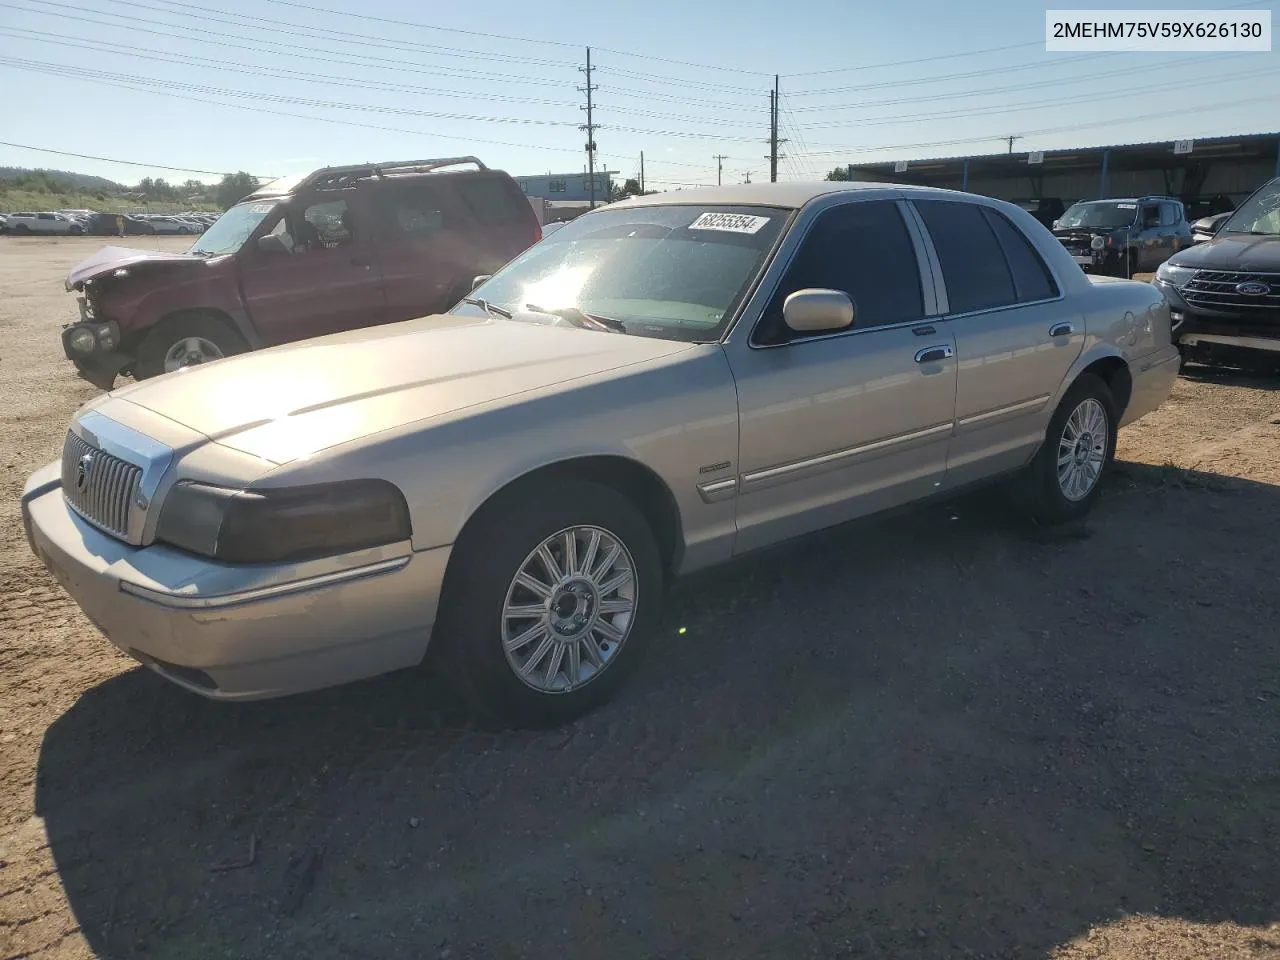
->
76, 452, 94, 490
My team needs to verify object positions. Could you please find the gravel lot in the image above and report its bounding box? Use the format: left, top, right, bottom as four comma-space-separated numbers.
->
2, 237, 1280, 960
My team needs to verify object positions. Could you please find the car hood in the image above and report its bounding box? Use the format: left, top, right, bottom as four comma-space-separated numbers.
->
1052, 226, 1123, 240
1168, 232, 1280, 271
106, 314, 697, 464
65, 245, 203, 291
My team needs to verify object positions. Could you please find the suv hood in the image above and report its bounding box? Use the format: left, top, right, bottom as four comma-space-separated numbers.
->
105, 314, 697, 464
1169, 232, 1280, 271
65, 245, 202, 291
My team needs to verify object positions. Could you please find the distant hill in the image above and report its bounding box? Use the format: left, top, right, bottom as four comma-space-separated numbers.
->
0, 167, 124, 191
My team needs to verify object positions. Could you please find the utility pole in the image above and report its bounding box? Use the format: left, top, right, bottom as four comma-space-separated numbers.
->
640, 151, 645, 193
766, 76, 786, 183
713, 154, 728, 186
1006, 135, 1022, 154
579, 48, 598, 208
741, 170, 753, 184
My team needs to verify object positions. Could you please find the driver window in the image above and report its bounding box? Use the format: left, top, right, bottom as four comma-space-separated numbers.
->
1140, 204, 1160, 227
754, 201, 924, 345
289, 199, 353, 252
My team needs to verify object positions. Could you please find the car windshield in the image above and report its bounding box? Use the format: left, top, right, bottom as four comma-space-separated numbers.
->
452, 204, 790, 342
1057, 201, 1138, 229
188, 200, 276, 255
1219, 181, 1280, 236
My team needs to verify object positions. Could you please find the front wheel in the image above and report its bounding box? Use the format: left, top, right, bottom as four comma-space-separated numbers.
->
133, 313, 248, 379
434, 478, 663, 727
1013, 374, 1117, 525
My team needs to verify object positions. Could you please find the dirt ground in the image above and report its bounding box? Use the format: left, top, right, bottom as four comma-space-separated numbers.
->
2, 238, 1280, 960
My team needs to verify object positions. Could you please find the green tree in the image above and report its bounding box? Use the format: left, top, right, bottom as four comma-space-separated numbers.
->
824, 167, 852, 182
215, 171, 260, 210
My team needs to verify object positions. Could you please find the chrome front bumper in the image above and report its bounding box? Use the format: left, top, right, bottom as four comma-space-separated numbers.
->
21, 462, 450, 700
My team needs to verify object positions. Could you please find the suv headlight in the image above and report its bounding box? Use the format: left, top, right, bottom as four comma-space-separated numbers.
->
155, 479, 412, 563
1155, 261, 1197, 288
1090, 235, 1106, 251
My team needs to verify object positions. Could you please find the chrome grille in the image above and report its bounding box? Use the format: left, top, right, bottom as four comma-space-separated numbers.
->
1182, 270, 1280, 313
61, 431, 141, 539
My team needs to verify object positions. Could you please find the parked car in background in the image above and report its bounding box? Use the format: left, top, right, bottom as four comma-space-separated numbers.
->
1191, 211, 1232, 244
1052, 197, 1192, 276
24, 182, 1180, 724
1154, 175, 1280, 371
60, 156, 541, 388
5, 211, 84, 235
1013, 197, 1065, 229
0, 213, 8, 234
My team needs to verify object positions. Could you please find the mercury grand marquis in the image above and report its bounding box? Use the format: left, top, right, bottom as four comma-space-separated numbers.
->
22, 183, 1182, 726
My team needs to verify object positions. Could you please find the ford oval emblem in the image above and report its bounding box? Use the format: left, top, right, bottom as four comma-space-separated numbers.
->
1236, 281, 1271, 296
76, 452, 94, 490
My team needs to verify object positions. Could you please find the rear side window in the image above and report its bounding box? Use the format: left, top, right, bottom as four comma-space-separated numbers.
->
381, 183, 448, 237
1159, 202, 1181, 226
454, 177, 530, 226
980, 209, 1058, 302
914, 200, 1015, 314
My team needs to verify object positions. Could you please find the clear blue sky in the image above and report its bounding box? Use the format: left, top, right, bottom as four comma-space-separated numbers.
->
0, 0, 1276, 188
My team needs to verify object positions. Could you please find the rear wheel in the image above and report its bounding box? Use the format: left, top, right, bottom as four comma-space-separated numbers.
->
134, 312, 248, 379
1013, 374, 1117, 525
433, 477, 663, 727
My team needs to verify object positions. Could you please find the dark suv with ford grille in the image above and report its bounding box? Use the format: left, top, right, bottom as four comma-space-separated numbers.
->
1154, 176, 1280, 372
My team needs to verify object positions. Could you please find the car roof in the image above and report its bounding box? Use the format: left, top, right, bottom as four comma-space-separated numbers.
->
607, 180, 1010, 211
1075, 196, 1180, 203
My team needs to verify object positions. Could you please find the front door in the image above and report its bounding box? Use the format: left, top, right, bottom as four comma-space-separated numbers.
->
910, 199, 1084, 486
238, 192, 387, 346
725, 199, 957, 555
1137, 202, 1162, 271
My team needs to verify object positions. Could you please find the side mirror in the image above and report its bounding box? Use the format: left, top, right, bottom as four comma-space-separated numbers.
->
257, 233, 291, 255
471, 274, 491, 291
782, 288, 854, 333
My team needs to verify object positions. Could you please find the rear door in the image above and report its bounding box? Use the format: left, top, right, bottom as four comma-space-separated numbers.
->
1159, 201, 1184, 260
911, 199, 1083, 486
370, 179, 467, 322
1136, 202, 1162, 271
448, 174, 542, 277
237, 191, 387, 346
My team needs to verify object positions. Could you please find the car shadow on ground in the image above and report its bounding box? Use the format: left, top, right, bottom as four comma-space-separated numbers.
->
1179, 363, 1280, 390
35, 463, 1280, 959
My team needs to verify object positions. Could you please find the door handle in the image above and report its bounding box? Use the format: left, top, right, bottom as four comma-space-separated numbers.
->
1049, 322, 1073, 337
914, 344, 953, 364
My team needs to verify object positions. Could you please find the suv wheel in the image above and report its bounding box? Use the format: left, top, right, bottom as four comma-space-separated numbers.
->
434, 477, 662, 728
134, 313, 248, 379
1014, 373, 1117, 525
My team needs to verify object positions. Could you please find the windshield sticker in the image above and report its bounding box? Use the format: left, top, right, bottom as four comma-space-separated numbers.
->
688, 212, 771, 234
1116, 203, 1137, 209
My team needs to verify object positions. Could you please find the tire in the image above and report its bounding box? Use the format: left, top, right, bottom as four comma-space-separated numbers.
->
70, 226, 83, 236
133, 312, 248, 379
1013, 373, 1117, 525
433, 477, 663, 728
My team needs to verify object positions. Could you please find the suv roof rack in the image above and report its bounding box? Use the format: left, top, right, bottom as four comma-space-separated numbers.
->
294, 156, 489, 193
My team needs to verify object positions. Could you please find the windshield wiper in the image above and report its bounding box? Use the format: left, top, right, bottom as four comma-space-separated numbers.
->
524, 303, 626, 333
462, 296, 512, 319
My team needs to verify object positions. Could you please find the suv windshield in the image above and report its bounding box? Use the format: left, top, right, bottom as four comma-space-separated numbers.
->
189, 200, 277, 255
1219, 181, 1280, 236
1057, 201, 1138, 230
452, 204, 789, 342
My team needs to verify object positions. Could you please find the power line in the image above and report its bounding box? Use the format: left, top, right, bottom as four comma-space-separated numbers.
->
0, 139, 273, 178
787, 40, 1043, 77
2, 1, 576, 89
0, 62, 588, 156
0, 57, 579, 128
789, 92, 1280, 157
0, 27, 584, 107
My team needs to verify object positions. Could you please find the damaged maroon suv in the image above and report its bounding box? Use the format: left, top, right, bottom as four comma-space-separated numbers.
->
61, 156, 541, 389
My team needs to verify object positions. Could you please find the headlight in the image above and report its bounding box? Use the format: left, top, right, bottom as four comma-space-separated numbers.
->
89, 321, 119, 351
155, 479, 412, 563
68, 327, 96, 353
1090, 235, 1106, 251
1155, 261, 1197, 288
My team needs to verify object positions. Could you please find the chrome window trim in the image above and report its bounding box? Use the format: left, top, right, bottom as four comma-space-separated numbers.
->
119, 556, 411, 609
